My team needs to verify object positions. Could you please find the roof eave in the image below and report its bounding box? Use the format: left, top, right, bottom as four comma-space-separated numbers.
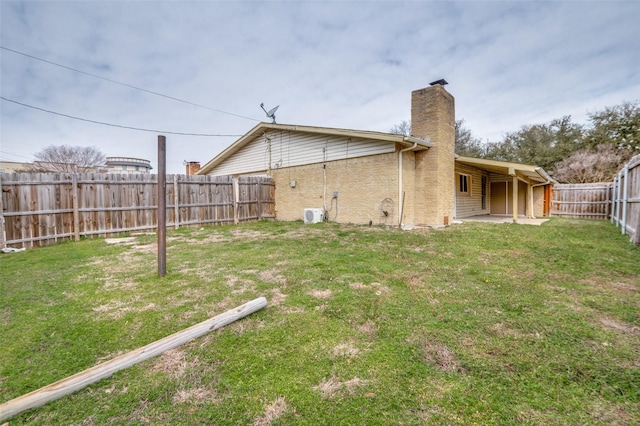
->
197, 122, 266, 175
404, 136, 432, 149
197, 123, 432, 175
456, 156, 555, 184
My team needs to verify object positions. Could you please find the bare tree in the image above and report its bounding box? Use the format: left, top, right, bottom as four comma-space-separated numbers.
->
550, 144, 632, 183
389, 120, 412, 137
33, 145, 105, 173
389, 119, 488, 157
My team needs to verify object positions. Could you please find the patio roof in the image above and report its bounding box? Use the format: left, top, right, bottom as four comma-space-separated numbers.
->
455, 156, 556, 185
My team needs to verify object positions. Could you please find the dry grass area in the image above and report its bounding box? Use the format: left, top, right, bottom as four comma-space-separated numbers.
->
1, 219, 638, 425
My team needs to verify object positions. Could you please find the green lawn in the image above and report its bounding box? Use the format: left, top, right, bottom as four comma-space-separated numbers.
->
1, 219, 638, 425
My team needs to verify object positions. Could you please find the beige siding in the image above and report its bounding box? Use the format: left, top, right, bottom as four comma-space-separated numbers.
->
454, 163, 490, 218
208, 130, 396, 177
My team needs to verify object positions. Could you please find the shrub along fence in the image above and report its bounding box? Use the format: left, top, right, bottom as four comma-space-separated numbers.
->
0, 173, 275, 249
550, 154, 640, 245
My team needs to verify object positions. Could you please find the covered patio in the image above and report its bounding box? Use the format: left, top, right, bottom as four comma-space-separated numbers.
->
455, 156, 556, 224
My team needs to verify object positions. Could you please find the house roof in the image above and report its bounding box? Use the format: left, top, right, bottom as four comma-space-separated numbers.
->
197, 122, 431, 175
455, 156, 557, 184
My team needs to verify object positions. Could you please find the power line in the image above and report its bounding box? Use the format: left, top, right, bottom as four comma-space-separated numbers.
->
0, 150, 34, 161
0, 45, 261, 122
1, 96, 244, 137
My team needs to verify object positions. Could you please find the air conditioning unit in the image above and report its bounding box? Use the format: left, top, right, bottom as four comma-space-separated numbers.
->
304, 208, 324, 224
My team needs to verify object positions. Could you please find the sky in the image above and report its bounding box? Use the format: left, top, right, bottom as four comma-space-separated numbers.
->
1, 0, 639, 174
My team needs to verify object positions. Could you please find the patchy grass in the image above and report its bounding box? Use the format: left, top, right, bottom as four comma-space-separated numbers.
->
1, 218, 639, 425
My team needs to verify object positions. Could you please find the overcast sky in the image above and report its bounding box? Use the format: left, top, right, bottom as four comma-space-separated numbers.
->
1, 0, 639, 174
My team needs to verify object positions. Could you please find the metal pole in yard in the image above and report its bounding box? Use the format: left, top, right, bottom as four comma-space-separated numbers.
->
0, 176, 5, 248
158, 135, 167, 277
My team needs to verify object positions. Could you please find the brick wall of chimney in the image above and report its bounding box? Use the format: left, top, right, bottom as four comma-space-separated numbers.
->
411, 84, 455, 226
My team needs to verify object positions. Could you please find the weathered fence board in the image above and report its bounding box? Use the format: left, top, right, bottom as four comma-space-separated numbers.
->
0, 173, 275, 249
551, 154, 640, 245
551, 183, 612, 219
611, 154, 640, 245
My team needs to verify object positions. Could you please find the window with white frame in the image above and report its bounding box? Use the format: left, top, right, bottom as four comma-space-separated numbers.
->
458, 173, 471, 196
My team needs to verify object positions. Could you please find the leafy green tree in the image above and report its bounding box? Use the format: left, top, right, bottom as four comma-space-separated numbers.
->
485, 116, 584, 170
585, 101, 640, 152
455, 119, 487, 157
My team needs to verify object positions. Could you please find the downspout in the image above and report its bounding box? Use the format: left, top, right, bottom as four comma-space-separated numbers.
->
398, 142, 418, 227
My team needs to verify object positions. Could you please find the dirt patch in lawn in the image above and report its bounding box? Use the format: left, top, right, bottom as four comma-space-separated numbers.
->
92, 296, 157, 320
152, 348, 191, 379
313, 376, 368, 399
1, 306, 11, 325
600, 317, 640, 335
172, 386, 218, 405
332, 341, 361, 358
349, 282, 390, 295
414, 338, 465, 374
259, 268, 287, 285
309, 289, 333, 299
254, 396, 289, 426
354, 319, 378, 336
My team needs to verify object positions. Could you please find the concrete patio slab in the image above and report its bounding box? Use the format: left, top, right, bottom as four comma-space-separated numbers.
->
457, 215, 550, 226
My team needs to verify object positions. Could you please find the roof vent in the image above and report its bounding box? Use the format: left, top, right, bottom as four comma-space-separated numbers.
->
429, 79, 448, 86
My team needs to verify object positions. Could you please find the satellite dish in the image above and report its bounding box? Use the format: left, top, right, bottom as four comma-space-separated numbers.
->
260, 103, 279, 123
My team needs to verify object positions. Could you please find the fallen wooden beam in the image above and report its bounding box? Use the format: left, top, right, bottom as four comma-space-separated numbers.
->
0, 296, 267, 422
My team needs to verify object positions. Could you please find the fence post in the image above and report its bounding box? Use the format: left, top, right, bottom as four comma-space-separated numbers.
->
72, 174, 80, 241
232, 176, 239, 224
0, 176, 5, 248
257, 180, 262, 220
158, 136, 167, 277
173, 174, 180, 230
612, 175, 619, 226
606, 182, 612, 222
621, 165, 629, 235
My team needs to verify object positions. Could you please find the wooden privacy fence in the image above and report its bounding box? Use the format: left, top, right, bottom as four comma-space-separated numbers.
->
611, 154, 640, 245
550, 154, 640, 245
0, 173, 275, 249
551, 183, 612, 220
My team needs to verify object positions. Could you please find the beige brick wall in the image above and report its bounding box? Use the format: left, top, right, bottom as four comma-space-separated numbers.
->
269, 83, 457, 227
272, 152, 401, 225
411, 84, 456, 226
399, 149, 417, 226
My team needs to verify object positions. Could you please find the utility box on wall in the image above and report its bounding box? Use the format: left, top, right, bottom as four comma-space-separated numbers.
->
304, 208, 324, 224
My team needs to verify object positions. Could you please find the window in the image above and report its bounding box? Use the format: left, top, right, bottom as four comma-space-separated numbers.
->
481, 175, 488, 209
458, 173, 471, 195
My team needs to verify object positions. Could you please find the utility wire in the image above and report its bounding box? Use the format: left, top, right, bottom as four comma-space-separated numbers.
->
1, 96, 243, 137
0, 45, 261, 122
0, 150, 34, 161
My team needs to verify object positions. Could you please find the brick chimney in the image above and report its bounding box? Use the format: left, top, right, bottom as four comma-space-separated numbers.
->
411, 80, 455, 226
186, 161, 201, 175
